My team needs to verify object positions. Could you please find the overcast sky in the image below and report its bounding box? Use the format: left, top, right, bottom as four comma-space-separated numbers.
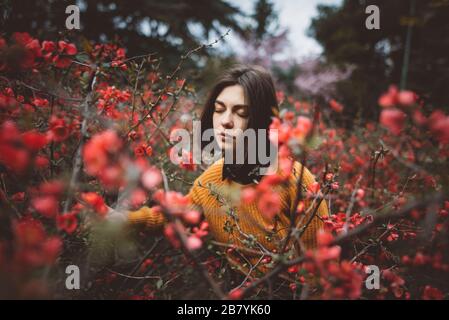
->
223, 0, 342, 60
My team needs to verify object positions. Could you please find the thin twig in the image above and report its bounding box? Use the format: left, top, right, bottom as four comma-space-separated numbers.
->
127, 29, 231, 135
63, 68, 99, 213
343, 175, 363, 234
238, 191, 445, 298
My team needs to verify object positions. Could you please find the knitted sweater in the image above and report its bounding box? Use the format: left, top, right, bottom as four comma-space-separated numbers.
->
128, 158, 329, 277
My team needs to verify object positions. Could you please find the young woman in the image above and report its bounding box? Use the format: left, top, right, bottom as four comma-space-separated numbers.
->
118, 65, 328, 279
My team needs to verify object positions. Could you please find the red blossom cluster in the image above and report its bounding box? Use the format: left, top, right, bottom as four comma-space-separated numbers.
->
12, 218, 62, 268
96, 85, 131, 119
299, 231, 365, 299
269, 114, 313, 145
0, 32, 77, 71
82, 129, 124, 188
379, 85, 449, 145
322, 212, 373, 234
151, 189, 208, 251
91, 43, 127, 70
0, 31, 448, 300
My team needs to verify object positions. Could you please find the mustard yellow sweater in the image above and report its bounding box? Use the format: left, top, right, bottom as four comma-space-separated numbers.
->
128, 158, 329, 277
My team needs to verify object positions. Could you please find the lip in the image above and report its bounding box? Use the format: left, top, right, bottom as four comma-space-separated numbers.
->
218, 132, 233, 143
218, 132, 234, 138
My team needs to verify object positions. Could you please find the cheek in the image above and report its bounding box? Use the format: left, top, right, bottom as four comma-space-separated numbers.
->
235, 117, 249, 131
212, 113, 220, 130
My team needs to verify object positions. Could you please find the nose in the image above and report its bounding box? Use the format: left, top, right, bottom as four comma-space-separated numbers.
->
221, 111, 234, 129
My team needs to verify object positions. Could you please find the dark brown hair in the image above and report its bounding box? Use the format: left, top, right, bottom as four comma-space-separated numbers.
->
200, 64, 279, 183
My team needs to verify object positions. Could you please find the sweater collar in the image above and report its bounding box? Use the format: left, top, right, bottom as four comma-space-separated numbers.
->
221, 163, 263, 185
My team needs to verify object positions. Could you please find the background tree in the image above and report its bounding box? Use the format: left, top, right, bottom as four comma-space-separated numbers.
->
309, 0, 449, 126
0, 0, 244, 67
251, 0, 279, 42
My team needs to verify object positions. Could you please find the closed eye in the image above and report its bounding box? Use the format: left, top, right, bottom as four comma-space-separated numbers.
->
234, 106, 249, 117
214, 100, 249, 117
236, 108, 249, 117
214, 102, 226, 113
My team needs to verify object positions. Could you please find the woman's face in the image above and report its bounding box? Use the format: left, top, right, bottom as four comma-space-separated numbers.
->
212, 85, 250, 151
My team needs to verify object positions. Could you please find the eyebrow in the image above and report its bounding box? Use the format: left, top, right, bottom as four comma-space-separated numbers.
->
214, 99, 249, 109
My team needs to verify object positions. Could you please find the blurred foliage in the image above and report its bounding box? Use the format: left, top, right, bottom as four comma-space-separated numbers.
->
0, 0, 245, 68
309, 0, 449, 126
251, 0, 280, 42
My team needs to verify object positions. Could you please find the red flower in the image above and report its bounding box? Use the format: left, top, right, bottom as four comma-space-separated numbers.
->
422, 285, 443, 300
241, 187, 257, 205
428, 111, 449, 145
57, 41, 77, 55
308, 181, 321, 194
11, 192, 25, 202
294, 116, 312, 140
32, 97, 49, 108
412, 110, 427, 126
32, 195, 59, 218
186, 236, 202, 251
153, 190, 190, 216
52, 55, 72, 68
380, 108, 406, 135
378, 85, 398, 108
296, 200, 305, 214
378, 85, 417, 107
179, 150, 197, 171
145, 145, 153, 156
129, 188, 147, 208
397, 90, 416, 106
81, 192, 108, 217
35, 155, 49, 169
56, 212, 78, 234
317, 229, 334, 247
100, 165, 124, 189
269, 118, 290, 145
141, 167, 162, 190
228, 288, 243, 300
288, 265, 299, 273
41, 237, 63, 264
116, 48, 126, 59
38, 181, 65, 197
48, 116, 70, 142
192, 221, 209, 238
0, 145, 30, 174
14, 217, 46, 247
257, 191, 281, 220
163, 223, 181, 249
83, 130, 122, 176
315, 245, 341, 263
26, 39, 42, 58
329, 99, 344, 113
183, 210, 201, 225
42, 41, 56, 52
22, 130, 48, 151
12, 32, 33, 46
134, 145, 146, 157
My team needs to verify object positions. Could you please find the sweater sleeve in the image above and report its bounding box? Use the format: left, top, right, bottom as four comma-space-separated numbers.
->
288, 162, 329, 249
128, 205, 166, 229
127, 181, 203, 229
